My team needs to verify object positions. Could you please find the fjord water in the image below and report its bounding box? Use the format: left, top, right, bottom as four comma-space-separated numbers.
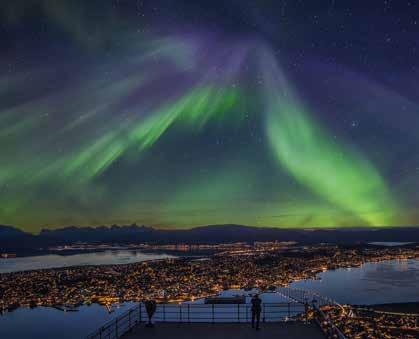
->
1, 259, 418, 339
0, 250, 177, 273
0, 302, 137, 339
289, 258, 419, 305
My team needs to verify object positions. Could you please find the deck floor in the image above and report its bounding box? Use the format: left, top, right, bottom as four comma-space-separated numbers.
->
123, 322, 325, 339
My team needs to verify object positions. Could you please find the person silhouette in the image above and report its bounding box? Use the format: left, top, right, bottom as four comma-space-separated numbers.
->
251, 294, 262, 330
144, 299, 156, 327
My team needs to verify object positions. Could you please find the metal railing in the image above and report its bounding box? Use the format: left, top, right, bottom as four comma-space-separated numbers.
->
86, 305, 142, 339
151, 302, 306, 322
85, 302, 307, 339
85, 287, 349, 339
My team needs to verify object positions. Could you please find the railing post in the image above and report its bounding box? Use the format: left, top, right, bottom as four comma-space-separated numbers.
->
212, 304, 215, 324
237, 304, 240, 322
115, 318, 118, 338
128, 309, 131, 330
179, 304, 182, 323
188, 304, 190, 323
288, 303, 290, 318
99, 326, 102, 339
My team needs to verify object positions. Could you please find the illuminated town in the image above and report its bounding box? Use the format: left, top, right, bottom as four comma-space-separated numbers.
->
318, 304, 418, 339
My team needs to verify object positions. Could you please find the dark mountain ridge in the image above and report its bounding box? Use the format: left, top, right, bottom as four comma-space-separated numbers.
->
0, 224, 28, 237
1, 224, 419, 252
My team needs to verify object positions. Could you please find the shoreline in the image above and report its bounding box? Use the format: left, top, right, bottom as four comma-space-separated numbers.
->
1, 241, 417, 275
2, 241, 417, 259
0, 251, 212, 275
2, 250, 416, 277
0, 247, 213, 259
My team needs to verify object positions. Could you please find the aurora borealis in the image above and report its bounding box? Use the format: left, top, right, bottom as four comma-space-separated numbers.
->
1, 1, 419, 232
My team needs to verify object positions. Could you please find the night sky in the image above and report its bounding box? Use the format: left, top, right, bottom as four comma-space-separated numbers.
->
1, 1, 419, 232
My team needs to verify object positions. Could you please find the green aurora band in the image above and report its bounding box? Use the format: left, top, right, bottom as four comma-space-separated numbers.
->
260, 49, 398, 226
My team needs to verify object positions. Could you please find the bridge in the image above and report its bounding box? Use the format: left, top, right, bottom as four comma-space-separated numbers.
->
86, 287, 346, 339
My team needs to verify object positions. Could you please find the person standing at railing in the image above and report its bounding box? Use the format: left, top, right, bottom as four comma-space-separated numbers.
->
251, 294, 262, 330
145, 299, 157, 328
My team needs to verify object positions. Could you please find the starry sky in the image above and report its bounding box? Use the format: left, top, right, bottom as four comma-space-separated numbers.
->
1, 0, 419, 232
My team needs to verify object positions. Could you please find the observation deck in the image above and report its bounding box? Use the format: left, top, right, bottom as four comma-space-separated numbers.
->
86, 287, 346, 339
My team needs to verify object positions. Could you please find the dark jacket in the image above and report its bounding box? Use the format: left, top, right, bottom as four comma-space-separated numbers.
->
251, 297, 262, 312
145, 300, 156, 317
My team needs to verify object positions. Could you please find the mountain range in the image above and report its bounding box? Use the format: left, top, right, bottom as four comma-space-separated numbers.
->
1, 224, 419, 254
